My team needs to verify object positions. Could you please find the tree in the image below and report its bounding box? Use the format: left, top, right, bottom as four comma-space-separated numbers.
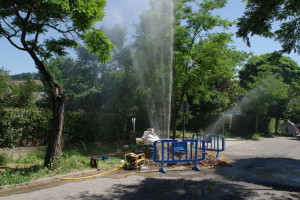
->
239, 54, 300, 133
45, 53, 101, 111
237, 0, 300, 55
239, 53, 300, 90
171, 0, 249, 138
44, 24, 143, 143
13, 80, 38, 108
241, 75, 288, 134
287, 96, 300, 122
0, 68, 11, 108
0, 0, 113, 167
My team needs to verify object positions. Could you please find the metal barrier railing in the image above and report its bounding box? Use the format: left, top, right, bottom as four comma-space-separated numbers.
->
192, 134, 225, 158
153, 139, 206, 173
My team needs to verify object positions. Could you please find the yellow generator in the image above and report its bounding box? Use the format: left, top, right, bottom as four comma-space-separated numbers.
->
124, 152, 147, 170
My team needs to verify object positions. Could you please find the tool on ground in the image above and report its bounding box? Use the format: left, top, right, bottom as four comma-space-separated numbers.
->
123, 152, 150, 170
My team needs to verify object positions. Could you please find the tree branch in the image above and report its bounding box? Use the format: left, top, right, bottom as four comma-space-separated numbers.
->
0, 23, 25, 51
44, 23, 76, 34
3, 35, 26, 51
2, 18, 18, 35
30, 19, 41, 51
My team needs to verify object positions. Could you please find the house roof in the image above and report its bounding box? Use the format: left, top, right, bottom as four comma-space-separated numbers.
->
11, 80, 43, 85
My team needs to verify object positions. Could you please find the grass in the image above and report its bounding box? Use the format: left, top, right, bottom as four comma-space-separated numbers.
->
0, 144, 138, 187
0, 131, 278, 187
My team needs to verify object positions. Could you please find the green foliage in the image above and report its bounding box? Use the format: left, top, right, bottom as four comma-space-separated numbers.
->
0, 145, 125, 187
0, 0, 112, 61
0, 108, 51, 148
42, 24, 143, 142
84, 29, 114, 63
239, 53, 300, 90
0, 154, 9, 165
238, 75, 289, 133
237, 0, 300, 54
238, 54, 300, 133
63, 111, 100, 142
0, 68, 11, 107
0, 69, 41, 109
63, 109, 139, 143
241, 76, 289, 116
11, 73, 39, 81
287, 96, 300, 122
43, 55, 100, 111
131, 0, 174, 134
14, 80, 38, 108
171, 0, 249, 136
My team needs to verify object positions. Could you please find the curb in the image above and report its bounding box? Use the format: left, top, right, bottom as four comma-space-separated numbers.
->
0, 168, 98, 190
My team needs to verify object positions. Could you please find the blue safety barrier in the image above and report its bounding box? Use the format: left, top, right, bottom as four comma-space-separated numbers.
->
153, 139, 206, 173
192, 134, 225, 158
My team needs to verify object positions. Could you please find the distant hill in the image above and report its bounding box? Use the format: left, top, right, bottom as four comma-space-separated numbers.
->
11, 72, 40, 80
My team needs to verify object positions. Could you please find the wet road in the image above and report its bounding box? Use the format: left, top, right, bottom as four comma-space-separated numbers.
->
1, 137, 300, 200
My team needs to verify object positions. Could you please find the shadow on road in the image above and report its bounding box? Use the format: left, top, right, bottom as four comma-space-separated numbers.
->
64, 178, 258, 200
64, 158, 300, 200
288, 136, 300, 141
215, 157, 300, 192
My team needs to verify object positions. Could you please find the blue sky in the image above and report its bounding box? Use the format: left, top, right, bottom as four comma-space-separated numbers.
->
0, 0, 299, 75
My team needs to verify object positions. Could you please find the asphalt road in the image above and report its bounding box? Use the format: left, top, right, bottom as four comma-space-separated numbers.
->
1, 137, 300, 200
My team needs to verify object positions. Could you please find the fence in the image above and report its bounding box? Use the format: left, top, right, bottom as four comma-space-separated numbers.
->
153, 139, 206, 173
192, 134, 225, 158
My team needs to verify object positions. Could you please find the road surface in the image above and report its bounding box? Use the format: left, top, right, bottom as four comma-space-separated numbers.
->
0, 137, 300, 199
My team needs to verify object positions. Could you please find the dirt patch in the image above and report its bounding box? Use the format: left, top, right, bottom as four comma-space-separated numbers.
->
198, 154, 232, 168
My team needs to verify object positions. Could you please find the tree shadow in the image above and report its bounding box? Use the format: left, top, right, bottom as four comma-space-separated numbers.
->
62, 157, 300, 200
64, 178, 259, 200
288, 136, 300, 141
215, 157, 300, 192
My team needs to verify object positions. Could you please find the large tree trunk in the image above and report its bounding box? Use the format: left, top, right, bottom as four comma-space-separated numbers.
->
19, 24, 66, 167
27, 51, 66, 168
44, 85, 66, 167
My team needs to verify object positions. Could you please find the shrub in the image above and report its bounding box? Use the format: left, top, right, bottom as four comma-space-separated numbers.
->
63, 111, 117, 143
0, 108, 51, 147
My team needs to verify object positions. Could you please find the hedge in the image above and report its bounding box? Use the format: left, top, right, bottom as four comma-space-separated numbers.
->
0, 108, 51, 147
0, 108, 125, 148
63, 111, 120, 143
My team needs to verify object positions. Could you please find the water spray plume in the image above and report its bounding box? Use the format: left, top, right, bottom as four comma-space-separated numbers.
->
131, 0, 174, 139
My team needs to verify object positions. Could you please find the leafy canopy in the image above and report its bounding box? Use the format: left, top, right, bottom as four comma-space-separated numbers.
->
174, 0, 249, 107
241, 75, 289, 117
239, 53, 300, 90
0, 0, 113, 61
237, 0, 300, 54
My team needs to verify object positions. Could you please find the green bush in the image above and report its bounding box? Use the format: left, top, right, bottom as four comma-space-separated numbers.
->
64, 111, 118, 143
0, 108, 51, 147
63, 111, 96, 143
0, 108, 130, 148
0, 154, 9, 165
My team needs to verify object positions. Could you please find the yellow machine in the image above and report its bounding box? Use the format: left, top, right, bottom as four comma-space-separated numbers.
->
60, 152, 150, 181
124, 152, 148, 170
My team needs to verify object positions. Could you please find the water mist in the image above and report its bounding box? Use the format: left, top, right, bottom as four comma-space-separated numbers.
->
131, 0, 174, 139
